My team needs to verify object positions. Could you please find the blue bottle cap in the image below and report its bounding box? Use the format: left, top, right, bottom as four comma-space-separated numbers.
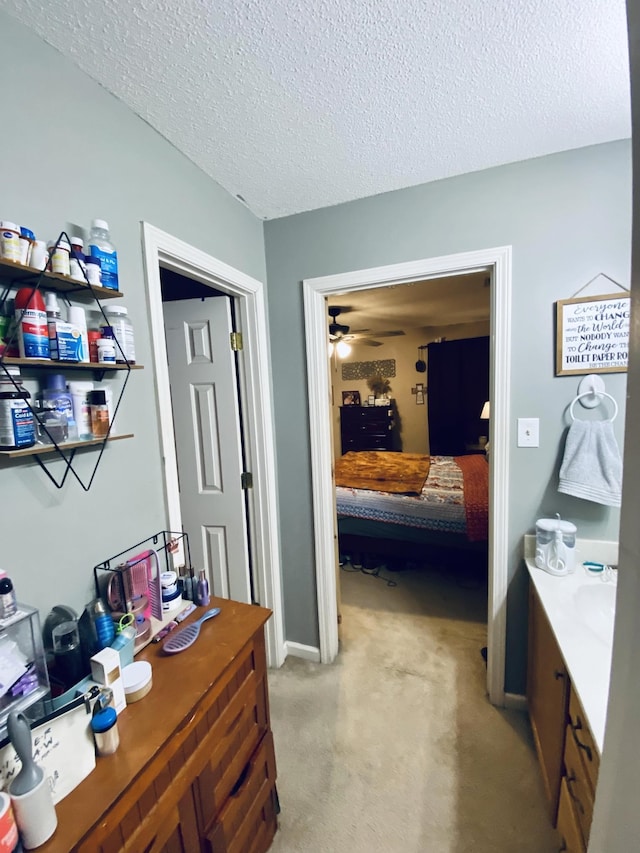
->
46, 373, 67, 391
19, 227, 36, 241
91, 706, 117, 733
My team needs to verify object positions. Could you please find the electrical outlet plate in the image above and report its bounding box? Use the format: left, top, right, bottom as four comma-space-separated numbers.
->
517, 418, 539, 447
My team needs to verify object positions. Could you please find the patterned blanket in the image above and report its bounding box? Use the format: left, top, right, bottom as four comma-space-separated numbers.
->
454, 453, 489, 542
335, 451, 431, 495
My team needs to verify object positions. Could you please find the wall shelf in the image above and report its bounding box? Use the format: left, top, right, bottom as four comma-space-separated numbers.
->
0, 356, 143, 372
0, 258, 123, 300
0, 433, 134, 459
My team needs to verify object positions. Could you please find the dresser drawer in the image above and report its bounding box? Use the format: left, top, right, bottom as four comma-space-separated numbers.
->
556, 777, 585, 853
205, 731, 277, 853
194, 674, 269, 832
568, 688, 599, 794
563, 723, 593, 846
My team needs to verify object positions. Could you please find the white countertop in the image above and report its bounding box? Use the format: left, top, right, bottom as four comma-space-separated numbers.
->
524, 536, 618, 754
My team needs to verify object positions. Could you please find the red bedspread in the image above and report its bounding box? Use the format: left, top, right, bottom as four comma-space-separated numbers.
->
454, 454, 489, 542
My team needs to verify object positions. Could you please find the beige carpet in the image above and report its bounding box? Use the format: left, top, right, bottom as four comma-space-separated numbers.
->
267, 560, 557, 852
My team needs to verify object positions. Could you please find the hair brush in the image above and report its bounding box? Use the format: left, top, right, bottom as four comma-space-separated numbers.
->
162, 607, 220, 654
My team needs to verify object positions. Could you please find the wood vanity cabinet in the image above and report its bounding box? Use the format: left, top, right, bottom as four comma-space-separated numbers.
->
527, 585, 601, 853
39, 598, 278, 853
527, 585, 569, 823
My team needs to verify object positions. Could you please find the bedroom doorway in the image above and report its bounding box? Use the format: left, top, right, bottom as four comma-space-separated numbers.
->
303, 246, 512, 706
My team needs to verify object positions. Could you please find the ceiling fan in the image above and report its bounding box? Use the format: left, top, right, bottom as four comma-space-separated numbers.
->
328, 306, 405, 348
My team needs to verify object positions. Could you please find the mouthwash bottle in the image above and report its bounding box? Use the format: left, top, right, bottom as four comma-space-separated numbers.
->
88, 219, 118, 291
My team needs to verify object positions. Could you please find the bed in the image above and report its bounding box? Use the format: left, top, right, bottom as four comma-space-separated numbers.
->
335, 451, 489, 564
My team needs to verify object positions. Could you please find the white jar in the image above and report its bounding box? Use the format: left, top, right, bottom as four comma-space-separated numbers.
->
30, 240, 49, 271
51, 239, 71, 276
104, 305, 135, 363
97, 338, 116, 364
0, 221, 21, 262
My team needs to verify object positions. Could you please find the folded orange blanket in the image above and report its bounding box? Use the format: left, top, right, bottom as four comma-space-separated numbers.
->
454, 453, 489, 542
335, 451, 431, 495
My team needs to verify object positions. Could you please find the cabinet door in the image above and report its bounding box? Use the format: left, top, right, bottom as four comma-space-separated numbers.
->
527, 585, 569, 823
556, 777, 585, 853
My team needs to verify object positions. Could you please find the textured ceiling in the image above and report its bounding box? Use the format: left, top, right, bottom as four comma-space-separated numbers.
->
3, 0, 630, 219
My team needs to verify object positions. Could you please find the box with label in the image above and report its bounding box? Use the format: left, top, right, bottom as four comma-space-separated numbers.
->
90, 647, 125, 714
49, 321, 82, 362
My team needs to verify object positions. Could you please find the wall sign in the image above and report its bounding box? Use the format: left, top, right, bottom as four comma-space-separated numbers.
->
556, 293, 630, 376
341, 359, 396, 381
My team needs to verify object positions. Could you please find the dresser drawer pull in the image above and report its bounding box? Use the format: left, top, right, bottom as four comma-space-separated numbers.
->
565, 774, 585, 815
558, 841, 567, 852
225, 704, 247, 736
230, 760, 252, 797
554, 669, 565, 680
570, 717, 593, 762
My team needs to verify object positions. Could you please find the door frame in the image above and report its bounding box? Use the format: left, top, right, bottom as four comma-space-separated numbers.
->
141, 223, 285, 668
303, 245, 512, 705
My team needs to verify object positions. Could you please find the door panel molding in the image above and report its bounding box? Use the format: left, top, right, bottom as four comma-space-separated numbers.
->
141, 223, 285, 668
303, 245, 512, 705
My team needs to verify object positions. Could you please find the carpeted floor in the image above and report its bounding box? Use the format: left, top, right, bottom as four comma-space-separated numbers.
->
267, 558, 557, 852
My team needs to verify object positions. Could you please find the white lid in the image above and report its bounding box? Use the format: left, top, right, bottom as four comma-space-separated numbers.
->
45, 292, 59, 310
105, 305, 128, 315
122, 661, 152, 693
91, 219, 109, 231
536, 517, 577, 534
67, 381, 94, 391
68, 306, 86, 322
160, 571, 177, 587
97, 338, 114, 347
56, 239, 70, 251
0, 221, 18, 232
71, 236, 84, 248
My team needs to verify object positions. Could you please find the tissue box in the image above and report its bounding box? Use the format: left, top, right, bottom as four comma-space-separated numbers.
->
90, 648, 125, 714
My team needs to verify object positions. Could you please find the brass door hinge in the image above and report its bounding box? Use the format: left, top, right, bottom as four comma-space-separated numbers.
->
230, 332, 243, 351
241, 471, 253, 490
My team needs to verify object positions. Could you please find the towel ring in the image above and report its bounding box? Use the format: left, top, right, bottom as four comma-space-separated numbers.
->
569, 391, 618, 422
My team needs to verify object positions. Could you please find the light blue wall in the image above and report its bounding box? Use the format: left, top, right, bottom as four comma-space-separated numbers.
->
265, 141, 631, 692
0, 13, 266, 620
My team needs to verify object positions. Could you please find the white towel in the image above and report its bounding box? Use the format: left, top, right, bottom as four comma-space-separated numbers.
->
558, 419, 622, 507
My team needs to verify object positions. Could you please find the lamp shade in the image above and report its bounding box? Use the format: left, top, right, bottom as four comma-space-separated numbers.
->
480, 401, 490, 420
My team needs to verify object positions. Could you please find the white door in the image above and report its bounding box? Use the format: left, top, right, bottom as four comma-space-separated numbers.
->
163, 296, 251, 603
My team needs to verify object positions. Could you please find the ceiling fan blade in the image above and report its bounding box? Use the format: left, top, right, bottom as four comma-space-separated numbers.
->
360, 339, 383, 347
370, 330, 405, 338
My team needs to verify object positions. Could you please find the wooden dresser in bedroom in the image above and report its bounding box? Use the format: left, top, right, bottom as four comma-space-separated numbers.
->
39, 598, 278, 853
340, 402, 396, 453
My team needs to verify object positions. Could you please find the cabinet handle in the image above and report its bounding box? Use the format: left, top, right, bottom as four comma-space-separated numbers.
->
565, 774, 585, 815
570, 717, 593, 762
554, 669, 565, 680
230, 759, 252, 797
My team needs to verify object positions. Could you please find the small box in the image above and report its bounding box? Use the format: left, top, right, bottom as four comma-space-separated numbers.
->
90, 648, 125, 714
49, 321, 82, 362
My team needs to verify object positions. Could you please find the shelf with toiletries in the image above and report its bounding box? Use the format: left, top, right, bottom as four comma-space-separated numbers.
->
0, 222, 142, 489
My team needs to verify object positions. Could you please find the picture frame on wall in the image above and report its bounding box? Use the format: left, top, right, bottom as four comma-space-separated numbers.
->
342, 390, 361, 406
367, 394, 375, 406
556, 292, 630, 375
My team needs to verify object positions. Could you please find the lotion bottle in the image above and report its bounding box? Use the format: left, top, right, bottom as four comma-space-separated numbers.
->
196, 570, 210, 607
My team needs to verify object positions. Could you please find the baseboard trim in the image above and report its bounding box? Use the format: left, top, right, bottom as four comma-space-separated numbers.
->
284, 641, 321, 663
504, 692, 528, 712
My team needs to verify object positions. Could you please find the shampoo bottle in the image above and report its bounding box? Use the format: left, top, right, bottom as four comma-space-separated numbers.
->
196, 570, 210, 607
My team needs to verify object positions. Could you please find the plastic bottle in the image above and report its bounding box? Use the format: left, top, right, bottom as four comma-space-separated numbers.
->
88, 219, 118, 291
104, 306, 135, 363
0, 222, 21, 262
68, 306, 89, 363
88, 389, 109, 437
196, 570, 210, 607
68, 380, 94, 440
45, 291, 62, 360
14, 287, 50, 359
0, 576, 17, 619
0, 367, 36, 450
51, 239, 70, 277
92, 598, 115, 650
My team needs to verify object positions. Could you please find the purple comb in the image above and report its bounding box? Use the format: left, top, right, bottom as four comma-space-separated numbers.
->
162, 607, 221, 654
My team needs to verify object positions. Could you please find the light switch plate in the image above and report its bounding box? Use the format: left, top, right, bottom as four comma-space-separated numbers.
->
518, 418, 539, 447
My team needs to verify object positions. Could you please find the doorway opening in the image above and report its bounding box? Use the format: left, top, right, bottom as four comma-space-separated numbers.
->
303, 245, 512, 705
329, 273, 491, 640
141, 223, 285, 668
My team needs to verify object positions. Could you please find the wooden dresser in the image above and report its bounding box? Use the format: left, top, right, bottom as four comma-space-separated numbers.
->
340, 403, 396, 453
39, 598, 278, 853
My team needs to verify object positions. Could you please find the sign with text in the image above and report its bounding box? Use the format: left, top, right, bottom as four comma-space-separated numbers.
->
556, 293, 630, 375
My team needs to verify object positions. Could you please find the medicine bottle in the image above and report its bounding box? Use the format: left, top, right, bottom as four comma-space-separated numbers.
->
104, 306, 135, 363
51, 240, 70, 277
91, 705, 119, 756
88, 389, 109, 437
0, 222, 21, 263
85, 256, 102, 286
0, 367, 36, 450
96, 338, 116, 364
88, 220, 118, 291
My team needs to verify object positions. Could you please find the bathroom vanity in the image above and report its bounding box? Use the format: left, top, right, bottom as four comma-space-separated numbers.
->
526, 540, 616, 853
38, 597, 277, 853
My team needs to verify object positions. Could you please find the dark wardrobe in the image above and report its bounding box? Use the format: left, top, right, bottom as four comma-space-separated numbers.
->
427, 336, 490, 456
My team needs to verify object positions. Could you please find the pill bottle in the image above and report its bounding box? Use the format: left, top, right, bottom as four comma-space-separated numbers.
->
69, 252, 85, 282
0, 222, 21, 263
96, 338, 116, 364
88, 220, 118, 291
91, 705, 120, 756
30, 240, 49, 271
88, 389, 109, 437
104, 306, 135, 363
87, 329, 102, 363
51, 239, 70, 277
18, 227, 35, 266
0, 368, 35, 450
0, 576, 17, 619
85, 256, 102, 286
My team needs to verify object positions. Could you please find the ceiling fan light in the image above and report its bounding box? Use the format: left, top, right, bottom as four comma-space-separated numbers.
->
336, 339, 351, 358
